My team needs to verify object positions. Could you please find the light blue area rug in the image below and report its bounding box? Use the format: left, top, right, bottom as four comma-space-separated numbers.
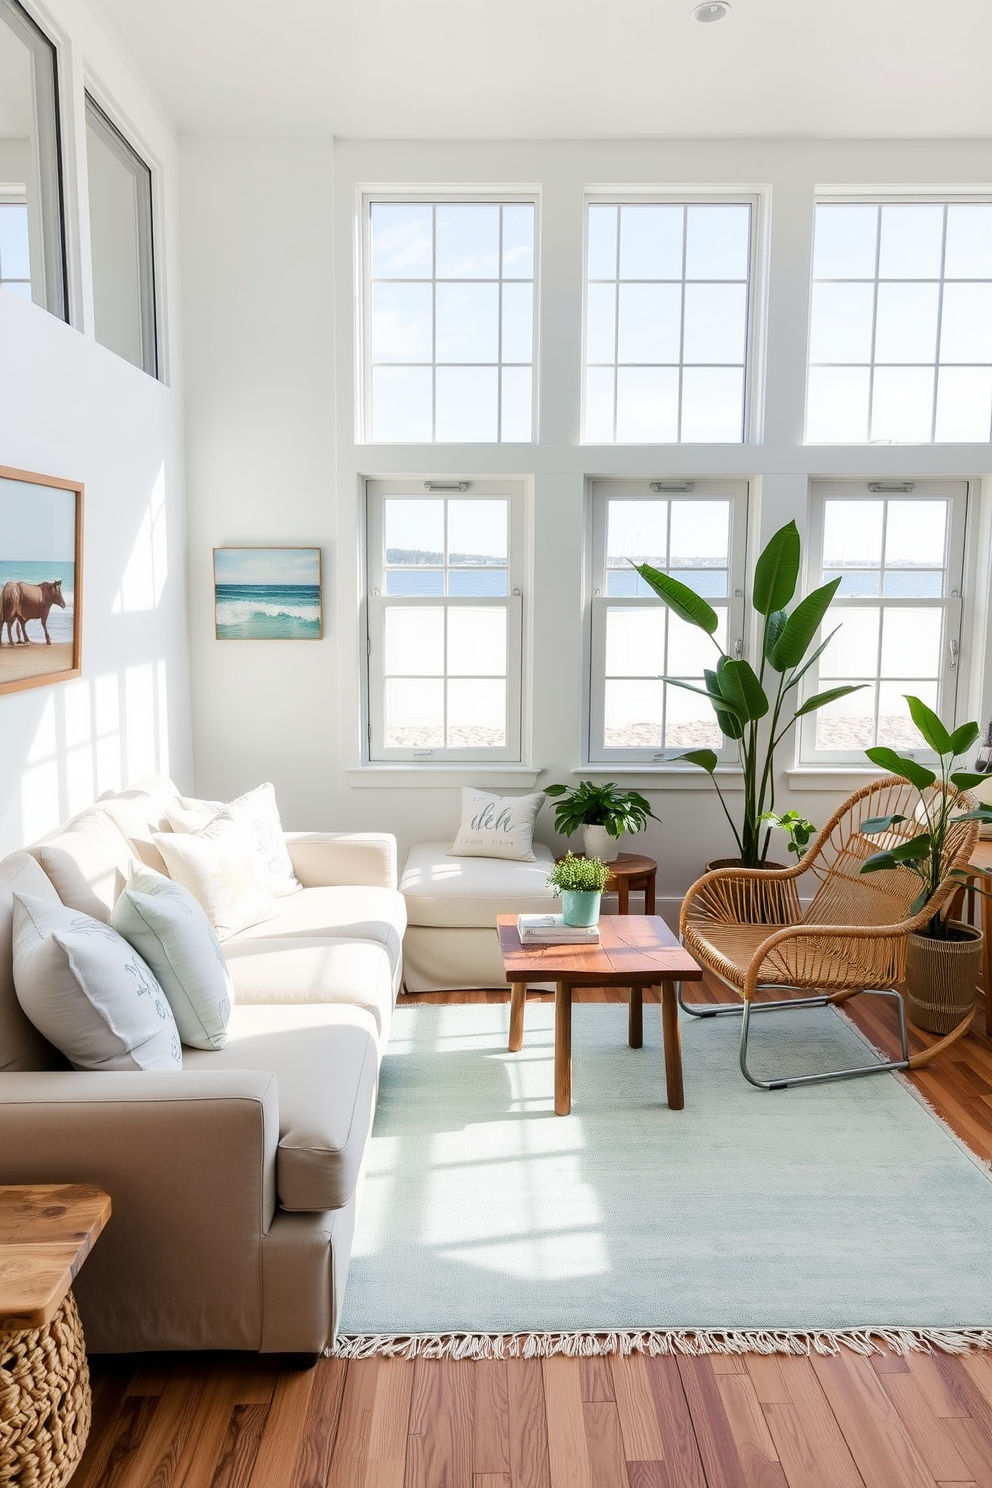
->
336, 1001, 992, 1357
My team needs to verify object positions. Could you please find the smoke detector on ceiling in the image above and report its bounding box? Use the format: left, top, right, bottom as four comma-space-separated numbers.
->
693, 1, 731, 19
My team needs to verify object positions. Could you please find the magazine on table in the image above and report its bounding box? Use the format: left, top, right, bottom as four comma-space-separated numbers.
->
517, 913, 600, 945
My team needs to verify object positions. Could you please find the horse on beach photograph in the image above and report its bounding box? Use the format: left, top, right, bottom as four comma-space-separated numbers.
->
0, 466, 82, 697
0, 578, 66, 646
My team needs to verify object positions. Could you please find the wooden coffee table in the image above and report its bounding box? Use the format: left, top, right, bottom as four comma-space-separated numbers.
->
497, 913, 703, 1115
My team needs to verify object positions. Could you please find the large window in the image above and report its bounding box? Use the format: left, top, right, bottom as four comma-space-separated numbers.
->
365, 480, 524, 760
799, 481, 968, 762
583, 202, 753, 443
806, 202, 992, 444
85, 94, 157, 377
363, 200, 535, 443
0, 0, 66, 320
588, 480, 748, 763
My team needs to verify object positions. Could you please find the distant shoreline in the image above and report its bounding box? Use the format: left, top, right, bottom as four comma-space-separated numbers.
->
0, 640, 74, 683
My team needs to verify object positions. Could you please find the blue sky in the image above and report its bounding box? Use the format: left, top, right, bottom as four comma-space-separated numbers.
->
213, 547, 320, 587
0, 477, 76, 562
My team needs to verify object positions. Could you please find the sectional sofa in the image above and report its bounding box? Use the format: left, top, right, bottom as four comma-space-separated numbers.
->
0, 777, 406, 1356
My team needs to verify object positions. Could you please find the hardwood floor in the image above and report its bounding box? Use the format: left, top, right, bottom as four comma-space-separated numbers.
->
76, 977, 992, 1488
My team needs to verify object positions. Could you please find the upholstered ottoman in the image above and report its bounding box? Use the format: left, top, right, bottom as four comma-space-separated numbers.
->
399, 841, 558, 992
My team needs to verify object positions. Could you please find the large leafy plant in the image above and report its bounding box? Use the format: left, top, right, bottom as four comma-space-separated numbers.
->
543, 780, 657, 839
859, 697, 992, 938
636, 520, 859, 868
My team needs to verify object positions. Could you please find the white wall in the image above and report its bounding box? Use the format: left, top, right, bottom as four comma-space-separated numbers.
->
182, 136, 992, 914
0, 0, 191, 857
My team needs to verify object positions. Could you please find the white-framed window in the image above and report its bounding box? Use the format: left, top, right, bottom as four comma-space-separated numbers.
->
587, 479, 749, 763
362, 198, 536, 443
0, 0, 66, 320
806, 201, 992, 444
85, 93, 158, 378
799, 480, 969, 763
365, 479, 524, 761
583, 200, 754, 444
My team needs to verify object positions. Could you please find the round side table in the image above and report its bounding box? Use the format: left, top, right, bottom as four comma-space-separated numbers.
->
602, 852, 658, 915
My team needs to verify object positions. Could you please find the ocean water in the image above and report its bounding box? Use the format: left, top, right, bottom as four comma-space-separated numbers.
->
214, 583, 321, 640
0, 561, 75, 644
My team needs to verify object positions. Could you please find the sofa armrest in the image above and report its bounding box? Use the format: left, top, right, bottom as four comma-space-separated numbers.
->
285, 832, 397, 890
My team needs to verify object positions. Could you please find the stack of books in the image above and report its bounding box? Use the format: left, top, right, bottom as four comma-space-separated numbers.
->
517, 913, 601, 945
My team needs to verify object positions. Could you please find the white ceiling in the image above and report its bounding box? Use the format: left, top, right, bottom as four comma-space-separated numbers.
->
89, 0, 992, 141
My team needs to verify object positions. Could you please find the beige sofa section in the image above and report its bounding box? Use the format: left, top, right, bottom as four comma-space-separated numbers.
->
0, 779, 406, 1355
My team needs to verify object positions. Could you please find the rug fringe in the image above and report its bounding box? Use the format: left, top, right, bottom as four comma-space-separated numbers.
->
330, 1327, 992, 1361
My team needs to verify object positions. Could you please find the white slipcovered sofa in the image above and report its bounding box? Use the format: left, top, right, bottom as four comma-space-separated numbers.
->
0, 777, 406, 1356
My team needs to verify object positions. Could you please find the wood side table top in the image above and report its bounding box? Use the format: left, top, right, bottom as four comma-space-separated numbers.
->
0, 1184, 111, 1331
497, 913, 702, 985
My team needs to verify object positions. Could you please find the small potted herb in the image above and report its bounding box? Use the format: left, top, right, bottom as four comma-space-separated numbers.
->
543, 780, 657, 862
546, 852, 611, 927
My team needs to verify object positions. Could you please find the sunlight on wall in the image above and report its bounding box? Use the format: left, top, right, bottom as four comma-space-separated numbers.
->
125, 663, 157, 780
63, 680, 94, 817
112, 463, 168, 613
94, 672, 122, 796
21, 695, 60, 841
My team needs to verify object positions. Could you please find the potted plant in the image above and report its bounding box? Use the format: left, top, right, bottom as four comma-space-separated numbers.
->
635, 520, 859, 868
543, 780, 657, 862
859, 696, 992, 1033
757, 810, 818, 861
546, 852, 611, 927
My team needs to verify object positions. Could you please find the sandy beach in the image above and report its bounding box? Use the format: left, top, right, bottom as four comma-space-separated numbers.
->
0, 641, 76, 686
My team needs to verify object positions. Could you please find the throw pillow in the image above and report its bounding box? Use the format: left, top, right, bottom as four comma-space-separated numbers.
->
153, 817, 277, 941
165, 795, 224, 834
12, 893, 182, 1072
111, 864, 233, 1050
447, 788, 545, 862
167, 784, 300, 898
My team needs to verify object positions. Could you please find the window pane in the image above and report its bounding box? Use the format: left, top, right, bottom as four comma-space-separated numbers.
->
436, 203, 499, 278
448, 570, 507, 596
939, 283, 992, 362
607, 500, 667, 567
944, 205, 992, 279
670, 500, 729, 565
0, 200, 30, 279
587, 205, 618, 279
879, 608, 942, 677
878, 205, 944, 278
371, 203, 432, 278
447, 679, 506, 747
604, 680, 663, 748
436, 282, 499, 362
809, 282, 875, 363
878, 681, 938, 748
605, 607, 665, 675
372, 367, 432, 441
448, 499, 507, 565
386, 571, 443, 595
384, 606, 444, 674
616, 367, 679, 441
884, 500, 946, 568
585, 368, 615, 441
824, 500, 883, 566
618, 204, 683, 279
874, 282, 939, 363
85, 96, 156, 376
667, 610, 722, 674
385, 498, 443, 563
806, 367, 870, 442
813, 205, 878, 279
502, 204, 534, 279
870, 367, 934, 442
665, 683, 722, 748
447, 607, 506, 675
435, 366, 498, 441
883, 570, 943, 598
685, 205, 750, 279
682, 283, 746, 363
384, 679, 444, 747
371, 283, 433, 362
819, 608, 880, 678
814, 685, 876, 751
617, 282, 681, 362
829, 570, 880, 596
501, 281, 532, 362
500, 367, 532, 441
680, 368, 744, 442
935, 366, 992, 441
587, 283, 617, 363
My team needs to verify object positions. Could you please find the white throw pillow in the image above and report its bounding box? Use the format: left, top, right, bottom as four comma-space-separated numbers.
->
111, 864, 233, 1050
447, 788, 545, 862
154, 818, 277, 941
12, 893, 182, 1072
166, 784, 300, 898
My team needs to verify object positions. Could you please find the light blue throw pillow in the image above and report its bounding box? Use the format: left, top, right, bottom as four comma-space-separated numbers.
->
12, 893, 182, 1072
111, 864, 232, 1050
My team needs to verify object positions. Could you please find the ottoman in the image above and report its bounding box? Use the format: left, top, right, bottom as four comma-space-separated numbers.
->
399, 841, 558, 992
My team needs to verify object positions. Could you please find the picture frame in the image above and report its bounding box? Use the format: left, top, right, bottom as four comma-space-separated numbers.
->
0, 465, 83, 697
213, 547, 323, 640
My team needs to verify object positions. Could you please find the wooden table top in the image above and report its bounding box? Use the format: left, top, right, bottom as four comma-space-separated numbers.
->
0, 1184, 111, 1331
497, 913, 703, 985
557, 852, 657, 878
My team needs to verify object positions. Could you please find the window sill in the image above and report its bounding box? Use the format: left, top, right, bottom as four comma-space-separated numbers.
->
573, 765, 744, 791
346, 765, 542, 789
786, 768, 884, 791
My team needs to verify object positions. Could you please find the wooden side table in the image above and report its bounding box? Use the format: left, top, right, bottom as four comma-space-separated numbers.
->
0, 1184, 111, 1488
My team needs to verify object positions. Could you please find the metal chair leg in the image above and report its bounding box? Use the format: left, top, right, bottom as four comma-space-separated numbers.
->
738, 986, 911, 1090
677, 981, 831, 1019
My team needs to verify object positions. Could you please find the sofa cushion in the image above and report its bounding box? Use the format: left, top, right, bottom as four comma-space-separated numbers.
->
167, 784, 301, 899
154, 820, 277, 941
0, 854, 64, 1071
29, 808, 134, 922
221, 936, 396, 1042
401, 840, 557, 928
227, 885, 406, 973
183, 1003, 379, 1212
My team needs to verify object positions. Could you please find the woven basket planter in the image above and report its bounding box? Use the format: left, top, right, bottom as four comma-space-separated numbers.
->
906, 921, 983, 1035
0, 1291, 91, 1488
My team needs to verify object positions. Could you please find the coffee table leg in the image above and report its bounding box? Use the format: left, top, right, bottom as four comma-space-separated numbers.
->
628, 986, 643, 1048
555, 980, 572, 1115
660, 980, 684, 1110
509, 981, 526, 1052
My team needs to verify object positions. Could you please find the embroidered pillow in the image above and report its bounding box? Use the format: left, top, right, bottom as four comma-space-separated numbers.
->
447, 788, 545, 862
111, 864, 233, 1050
12, 893, 182, 1072
154, 817, 277, 942
166, 784, 300, 898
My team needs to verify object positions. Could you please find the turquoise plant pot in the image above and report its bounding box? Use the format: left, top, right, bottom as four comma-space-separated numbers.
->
561, 890, 601, 928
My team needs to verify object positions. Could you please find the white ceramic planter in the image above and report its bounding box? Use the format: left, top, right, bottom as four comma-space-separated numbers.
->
582, 823, 621, 862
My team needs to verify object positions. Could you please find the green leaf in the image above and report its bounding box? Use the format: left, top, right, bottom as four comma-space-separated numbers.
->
666, 676, 743, 716
950, 772, 987, 791
714, 659, 768, 721
860, 851, 898, 873
770, 578, 842, 670
890, 835, 932, 863
951, 809, 992, 823
702, 668, 745, 739
859, 814, 908, 833
752, 521, 800, 616
635, 565, 719, 635
543, 784, 567, 797
763, 610, 788, 662
865, 746, 937, 791
783, 626, 841, 691
950, 721, 981, 756
794, 683, 865, 718
680, 749, 718, 774
906, 695, 952, 756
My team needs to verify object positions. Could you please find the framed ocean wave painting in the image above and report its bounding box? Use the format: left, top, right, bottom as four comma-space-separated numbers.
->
0, 465, 83, 697
213, 547, 323, 640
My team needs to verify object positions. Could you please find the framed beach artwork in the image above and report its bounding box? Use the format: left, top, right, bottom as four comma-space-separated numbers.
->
0, 466, 83, 698
213, 547, 323, 640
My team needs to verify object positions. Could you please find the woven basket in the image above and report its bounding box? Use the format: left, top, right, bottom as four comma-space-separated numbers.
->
0, 1291, 91, 1488
906, 922, 983, 1035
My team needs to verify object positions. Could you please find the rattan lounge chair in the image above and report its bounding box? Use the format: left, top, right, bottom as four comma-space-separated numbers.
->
678, 776, 980, 1089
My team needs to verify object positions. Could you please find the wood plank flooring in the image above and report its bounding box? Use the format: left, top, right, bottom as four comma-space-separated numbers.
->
76, 977, 992, 1488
